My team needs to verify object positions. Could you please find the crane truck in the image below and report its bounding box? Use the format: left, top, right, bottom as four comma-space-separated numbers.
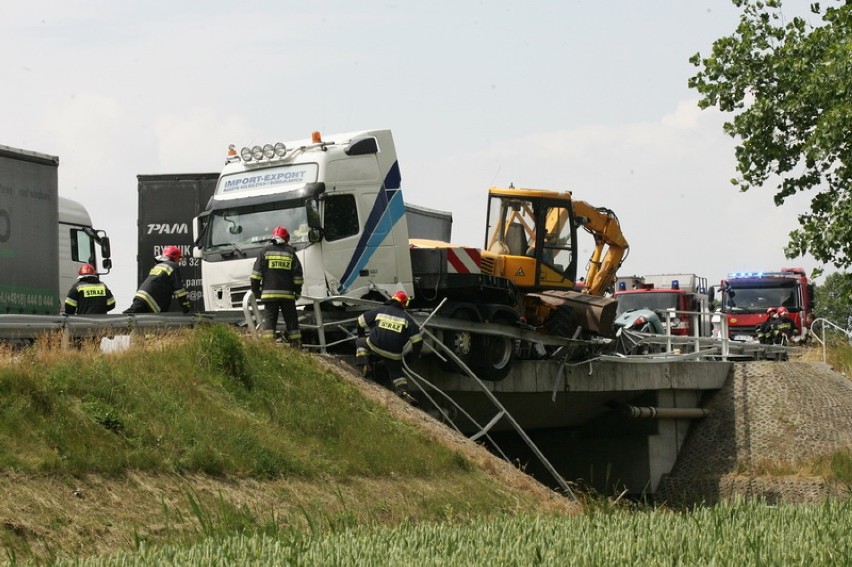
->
191, 129, 628, 378
0, 144, 112, 315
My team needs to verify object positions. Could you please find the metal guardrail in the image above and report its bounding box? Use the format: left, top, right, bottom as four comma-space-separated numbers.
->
809, 317, 852, 363
616, 307, 733, 361
0, 312, 221, 346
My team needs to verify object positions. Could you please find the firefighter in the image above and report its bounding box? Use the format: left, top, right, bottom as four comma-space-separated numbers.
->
355, 290, 423, 405
771, 306, 797, 345
64, 263, 116, 315
250, 226, 303, 348
756, 307, 777, 344
124, 245, 191, 314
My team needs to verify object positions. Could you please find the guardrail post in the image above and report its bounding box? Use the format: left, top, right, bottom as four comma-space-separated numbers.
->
61, 316, 71, 350
312, 297, 328, 354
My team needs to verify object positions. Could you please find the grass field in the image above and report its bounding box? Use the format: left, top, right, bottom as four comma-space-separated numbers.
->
59, 499, 852, 566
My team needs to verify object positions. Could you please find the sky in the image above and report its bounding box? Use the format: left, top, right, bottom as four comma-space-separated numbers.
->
0, 1, 830, 309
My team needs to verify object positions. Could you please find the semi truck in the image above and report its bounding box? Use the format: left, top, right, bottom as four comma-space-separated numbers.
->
719, 268, 814, 341
613, 274, 712, 336
191, 129, 627, 378
137, 173, 452, 313
0, 144, 111, 315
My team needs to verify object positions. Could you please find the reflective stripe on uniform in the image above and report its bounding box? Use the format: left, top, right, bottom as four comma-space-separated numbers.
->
134, 290, 162, 313
366, 337, 404, 360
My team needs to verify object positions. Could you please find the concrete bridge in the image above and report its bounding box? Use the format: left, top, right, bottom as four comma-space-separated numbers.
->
416, 357, 733, 498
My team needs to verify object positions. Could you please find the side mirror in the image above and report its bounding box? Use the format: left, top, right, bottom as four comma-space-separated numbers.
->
308, 227, 324, 243
102, 258, 112, 270
306, 197, 322, 228
99, 236, 111, 260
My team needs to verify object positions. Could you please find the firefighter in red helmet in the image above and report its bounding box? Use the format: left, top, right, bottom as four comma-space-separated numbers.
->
250, 226, 304, 348
771, 306, 797, 344
64, 263, 116, 315
124, 245, 192, 314
756, 306, 777, 344
355, 290, 423, 405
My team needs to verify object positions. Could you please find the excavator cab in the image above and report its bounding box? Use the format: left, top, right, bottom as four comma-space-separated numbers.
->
483, 187, 579, 291
482, 186, 628, 339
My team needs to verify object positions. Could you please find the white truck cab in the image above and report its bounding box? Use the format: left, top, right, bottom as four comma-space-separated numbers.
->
194, 129, 414, 311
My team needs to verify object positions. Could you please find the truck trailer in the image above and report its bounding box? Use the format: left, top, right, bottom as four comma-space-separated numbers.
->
0, 144, 111, 315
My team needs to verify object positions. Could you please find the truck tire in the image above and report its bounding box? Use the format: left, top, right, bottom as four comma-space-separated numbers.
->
471, 311, 518, 381
474, 334, 515, 381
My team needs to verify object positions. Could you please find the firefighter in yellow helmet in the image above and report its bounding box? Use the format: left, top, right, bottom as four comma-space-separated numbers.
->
250, 226, 304, 348
355, 290, 423, 405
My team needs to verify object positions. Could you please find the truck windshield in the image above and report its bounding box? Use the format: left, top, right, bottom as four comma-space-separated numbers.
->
203, 202, 311, 252
724, 280, 799, 312
616, 292, 680, 317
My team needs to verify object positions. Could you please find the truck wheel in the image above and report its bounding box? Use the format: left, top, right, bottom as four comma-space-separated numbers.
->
474, 334, 514, 381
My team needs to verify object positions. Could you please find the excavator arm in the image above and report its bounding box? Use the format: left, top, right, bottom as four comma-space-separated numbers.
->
571, 200, 629, 296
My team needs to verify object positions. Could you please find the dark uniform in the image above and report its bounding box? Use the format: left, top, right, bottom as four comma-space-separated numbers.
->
771, 309, 797, 344
356, 294, 423, 403
64, 275, 116, 315
125, 258, 191, 313
756, 308, 777, 344
251, 239, 303, 346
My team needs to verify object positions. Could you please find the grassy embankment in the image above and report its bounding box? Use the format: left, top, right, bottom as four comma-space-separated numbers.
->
3, 327, 852, 564
0, 325, 574, 564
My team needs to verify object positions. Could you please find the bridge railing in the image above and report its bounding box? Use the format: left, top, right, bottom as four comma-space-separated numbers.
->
809, 317, 852, 363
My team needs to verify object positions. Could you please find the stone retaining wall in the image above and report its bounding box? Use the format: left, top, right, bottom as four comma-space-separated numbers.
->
657, 361, 852, 506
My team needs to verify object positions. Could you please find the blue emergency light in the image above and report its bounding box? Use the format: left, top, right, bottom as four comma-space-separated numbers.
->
671, 280, 679, 290
618, 281, 627, 291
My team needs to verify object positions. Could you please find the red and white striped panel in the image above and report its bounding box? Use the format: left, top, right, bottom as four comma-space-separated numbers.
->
446, 247, 481, 274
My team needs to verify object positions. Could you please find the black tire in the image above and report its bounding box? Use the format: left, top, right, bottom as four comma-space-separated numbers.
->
473, 334, 515, 381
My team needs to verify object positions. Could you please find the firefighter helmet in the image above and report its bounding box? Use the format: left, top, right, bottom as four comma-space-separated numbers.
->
766, 307, 777, 315
777, 306, 789, 317
391, 290, 410, 308
78, 263, 96, 276
272, 226, 289, 241
163, 245, 182, 262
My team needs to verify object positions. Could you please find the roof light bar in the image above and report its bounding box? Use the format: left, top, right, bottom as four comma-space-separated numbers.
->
234, 141, 291, 163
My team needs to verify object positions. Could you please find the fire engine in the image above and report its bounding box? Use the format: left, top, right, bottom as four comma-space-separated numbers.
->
719, 268, 814, 341
613, 274, 711, 336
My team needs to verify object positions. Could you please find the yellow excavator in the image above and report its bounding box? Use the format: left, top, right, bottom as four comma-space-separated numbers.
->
479, 186, 629, 338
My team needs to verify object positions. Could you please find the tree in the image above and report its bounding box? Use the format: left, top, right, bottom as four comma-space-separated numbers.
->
813, 271, 852, 326
689, 1, 852, 269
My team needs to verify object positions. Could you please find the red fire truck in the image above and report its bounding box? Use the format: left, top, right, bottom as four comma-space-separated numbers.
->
719, 268, 815, 342
614, 274, 712, 336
